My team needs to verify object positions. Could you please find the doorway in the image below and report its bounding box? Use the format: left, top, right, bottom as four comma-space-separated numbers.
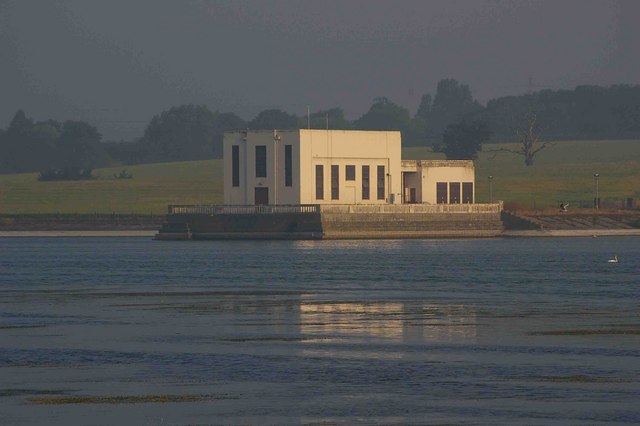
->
255, 187, 269, 205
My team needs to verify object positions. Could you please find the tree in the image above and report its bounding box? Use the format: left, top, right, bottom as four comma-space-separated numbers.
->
415, 94, 432, 122
249, 109, 298, 130
302, 108, 352, 130
0, 110, 34, 172
0, 110, 59, 173
141, 105, 246, 162
354, 97, 411, 132
425, 79, 483, 137
489, 113, 552, 166
402, 94, 433, 146
6, 110, 33, 136
436, 120, 491, 160
54, 120, 105, 171
512, 113, 552, 166
141, 105, 219, 162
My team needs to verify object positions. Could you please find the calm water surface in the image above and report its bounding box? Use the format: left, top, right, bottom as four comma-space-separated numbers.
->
0, 237, 639, 425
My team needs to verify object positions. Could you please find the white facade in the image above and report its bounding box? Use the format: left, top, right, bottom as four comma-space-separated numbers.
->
224, 129, 402, 205
223, 129, 474, 206
402, 160, 475, 204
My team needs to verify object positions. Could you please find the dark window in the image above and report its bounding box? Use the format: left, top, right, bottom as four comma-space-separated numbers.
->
315, 165, 324, 200
255, 187, 269, 205
331, 165, 339, 200
462, 182, 473, 204
436, 182, 448, 204
232, 145, 240, 187
377, 165, 385, 200
449, 182, 460, 204
284, 145, 292, 187
362, 166, 370, 200
345, 165, 355, 181
255, 145, 266, 178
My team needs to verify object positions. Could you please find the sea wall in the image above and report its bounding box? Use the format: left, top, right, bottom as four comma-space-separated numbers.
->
0, 214, 163, 231
155, 203, 504, 240
158, 211, 323, 240
321, 211, 503, 239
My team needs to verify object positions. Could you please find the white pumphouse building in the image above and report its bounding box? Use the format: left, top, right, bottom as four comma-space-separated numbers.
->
157, 129, 502, 240
223, 129, 475, 206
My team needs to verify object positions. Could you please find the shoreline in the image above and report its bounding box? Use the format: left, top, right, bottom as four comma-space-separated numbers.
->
502, 229, 640, 238
0, 230, 157, 238
1, 229, 640, 238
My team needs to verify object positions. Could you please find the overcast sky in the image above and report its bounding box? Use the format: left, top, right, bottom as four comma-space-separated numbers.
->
1, 0, 639, 140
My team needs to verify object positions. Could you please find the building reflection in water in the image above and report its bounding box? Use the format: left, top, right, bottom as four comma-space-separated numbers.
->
210, 296, 477, 346
299, 299, 478, 344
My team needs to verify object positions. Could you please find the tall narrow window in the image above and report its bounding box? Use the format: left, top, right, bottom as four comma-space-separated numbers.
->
462, 182, 473, 204
377, 165, 385, 200
315, 165, 324, 200
232, 145, 240, 187
255, 145, 266, 178
449, 182, 461, 204
362, 165, 370, 200
284, 145, 292, 187
436, 182, 448, 204
331, 165, 339, 200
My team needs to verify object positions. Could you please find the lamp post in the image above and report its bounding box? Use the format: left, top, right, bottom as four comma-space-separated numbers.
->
593, 173, 599, 209
488, 175, 494, 203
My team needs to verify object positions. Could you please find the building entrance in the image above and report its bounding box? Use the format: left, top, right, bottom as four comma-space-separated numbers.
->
255, 187, 269, 205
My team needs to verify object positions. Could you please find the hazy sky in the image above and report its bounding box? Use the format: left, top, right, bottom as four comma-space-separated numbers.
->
2, 0, 639, 140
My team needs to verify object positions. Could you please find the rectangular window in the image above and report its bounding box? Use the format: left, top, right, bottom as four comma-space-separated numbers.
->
331, 165, 339, 200
362, 166, 370, 200
345, 165, 355, 181
377, 165, 385, 200
255, 145, 266, 178
284, 145, 292, 187
315, 165, 324, 200
449, 182, 461, 204
436, 182, 448, 204
232, 145, 240, 187
462, 182, 473, 204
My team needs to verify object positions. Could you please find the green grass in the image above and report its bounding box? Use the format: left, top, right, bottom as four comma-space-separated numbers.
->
1, 140, 639, 214
0, 160, 222, 214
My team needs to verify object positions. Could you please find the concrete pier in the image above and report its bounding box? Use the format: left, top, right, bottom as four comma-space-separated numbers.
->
155, 203, 504, 240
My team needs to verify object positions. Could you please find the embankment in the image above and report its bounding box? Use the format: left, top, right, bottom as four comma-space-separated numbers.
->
0, 214, 162, 237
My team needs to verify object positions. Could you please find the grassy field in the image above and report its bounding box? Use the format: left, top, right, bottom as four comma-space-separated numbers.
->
0, 160, 223, 214
0, 140, 639, 214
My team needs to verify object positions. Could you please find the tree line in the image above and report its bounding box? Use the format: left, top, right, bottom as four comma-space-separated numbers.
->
1, 80, 639, 176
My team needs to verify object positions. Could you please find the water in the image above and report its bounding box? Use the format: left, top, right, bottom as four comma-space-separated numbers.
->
0, 237, 639, 425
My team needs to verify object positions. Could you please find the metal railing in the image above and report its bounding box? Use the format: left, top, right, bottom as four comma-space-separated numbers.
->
168, 204, 321, 215
319, 202, 503, 214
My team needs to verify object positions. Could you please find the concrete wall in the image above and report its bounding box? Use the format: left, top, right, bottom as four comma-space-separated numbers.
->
157, 203, 504, 240
159, 210, 504, 239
